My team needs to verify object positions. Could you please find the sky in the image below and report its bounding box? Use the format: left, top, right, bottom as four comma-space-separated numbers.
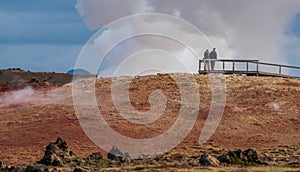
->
0, 0, 95, 72
1, 0, 300, 75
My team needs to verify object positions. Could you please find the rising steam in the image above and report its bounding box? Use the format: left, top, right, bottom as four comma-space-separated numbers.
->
76, 0, 300, 77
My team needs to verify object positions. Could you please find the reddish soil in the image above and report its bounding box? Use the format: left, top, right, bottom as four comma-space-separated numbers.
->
0, 74, 299, 167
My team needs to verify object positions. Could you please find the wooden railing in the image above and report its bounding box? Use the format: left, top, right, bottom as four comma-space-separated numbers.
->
199, 59, 300, 78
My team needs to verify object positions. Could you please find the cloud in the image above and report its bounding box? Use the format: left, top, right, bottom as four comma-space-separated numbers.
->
76, 0, 300, 76
76, 0, 149, 29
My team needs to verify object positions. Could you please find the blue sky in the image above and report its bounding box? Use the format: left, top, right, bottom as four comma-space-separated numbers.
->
0, 1, 300, 73
0, 0, 96, 72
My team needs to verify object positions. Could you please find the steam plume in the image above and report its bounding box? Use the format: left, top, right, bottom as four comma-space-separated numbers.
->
76, 0, 300, 76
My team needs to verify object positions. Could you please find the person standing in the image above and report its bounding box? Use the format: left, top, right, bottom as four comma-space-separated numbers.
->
209, 48, 217, 70
203, 49, 210, 71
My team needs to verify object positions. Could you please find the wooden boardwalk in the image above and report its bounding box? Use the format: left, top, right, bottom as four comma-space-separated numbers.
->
199, 59, 300, 78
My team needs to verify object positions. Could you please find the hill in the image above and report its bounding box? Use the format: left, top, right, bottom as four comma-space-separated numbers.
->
0, 73, 299, 169
0, 68, 96, 92
67, 69, 90, 75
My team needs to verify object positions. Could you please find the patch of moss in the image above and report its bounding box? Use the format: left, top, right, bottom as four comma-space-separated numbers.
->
84, 159, 113, 168
230, 157, 244, 165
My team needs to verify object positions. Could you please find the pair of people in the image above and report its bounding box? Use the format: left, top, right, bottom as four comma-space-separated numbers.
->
203, 48, 217, 71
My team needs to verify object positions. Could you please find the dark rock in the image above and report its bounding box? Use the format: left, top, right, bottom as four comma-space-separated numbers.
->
225, 148, 261, 165
124, 152, 131, 161
16, 168, 25, 172
73, 167, 89, 172
243, 148, 259, 162
199, 154, 220, 167
53, 137, 68, 151
69, 151, 76, 157
107, 146, 126, 162
0, 166, 26, 172
25, 164, 48, 172
217, 154, 231, 164
228, 149, 243, 160
74, 158, 84, 166
29, 78, 39, 83
87, 152, 103, 160
170, 154, 185, 162
38, 137, 80, 167
108, 146, 123, 159
227, 149, 245, 165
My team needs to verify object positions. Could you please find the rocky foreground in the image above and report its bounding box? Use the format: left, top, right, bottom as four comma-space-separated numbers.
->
1, 138, 299, 171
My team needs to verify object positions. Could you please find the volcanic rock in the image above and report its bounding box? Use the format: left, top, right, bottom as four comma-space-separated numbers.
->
222, 148, 261, 165
107, 146, 130, 163
87, 152, 103, 161
217, 154, 231, 164
199, 154, 220, 167
38, 137, 81, 167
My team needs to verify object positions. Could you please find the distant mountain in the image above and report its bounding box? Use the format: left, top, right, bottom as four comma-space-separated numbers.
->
67, 69, 90, 75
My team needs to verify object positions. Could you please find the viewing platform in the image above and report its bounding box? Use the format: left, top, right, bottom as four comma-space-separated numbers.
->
199, 59, 300, 79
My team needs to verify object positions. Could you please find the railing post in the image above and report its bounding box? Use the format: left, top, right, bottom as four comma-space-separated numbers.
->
279, 66, 282, 75
233, 61, 235, 73
256, 61, 259, 76
223, 61, 225, 71
246, 62, 249, 72
199, 60, 201, 73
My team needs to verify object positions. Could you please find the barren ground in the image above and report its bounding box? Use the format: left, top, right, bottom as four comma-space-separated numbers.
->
0, 73, 299, 167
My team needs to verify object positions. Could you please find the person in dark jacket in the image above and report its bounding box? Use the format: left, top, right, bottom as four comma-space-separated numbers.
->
203, 49, 210, 71
209, 48, 217, 70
